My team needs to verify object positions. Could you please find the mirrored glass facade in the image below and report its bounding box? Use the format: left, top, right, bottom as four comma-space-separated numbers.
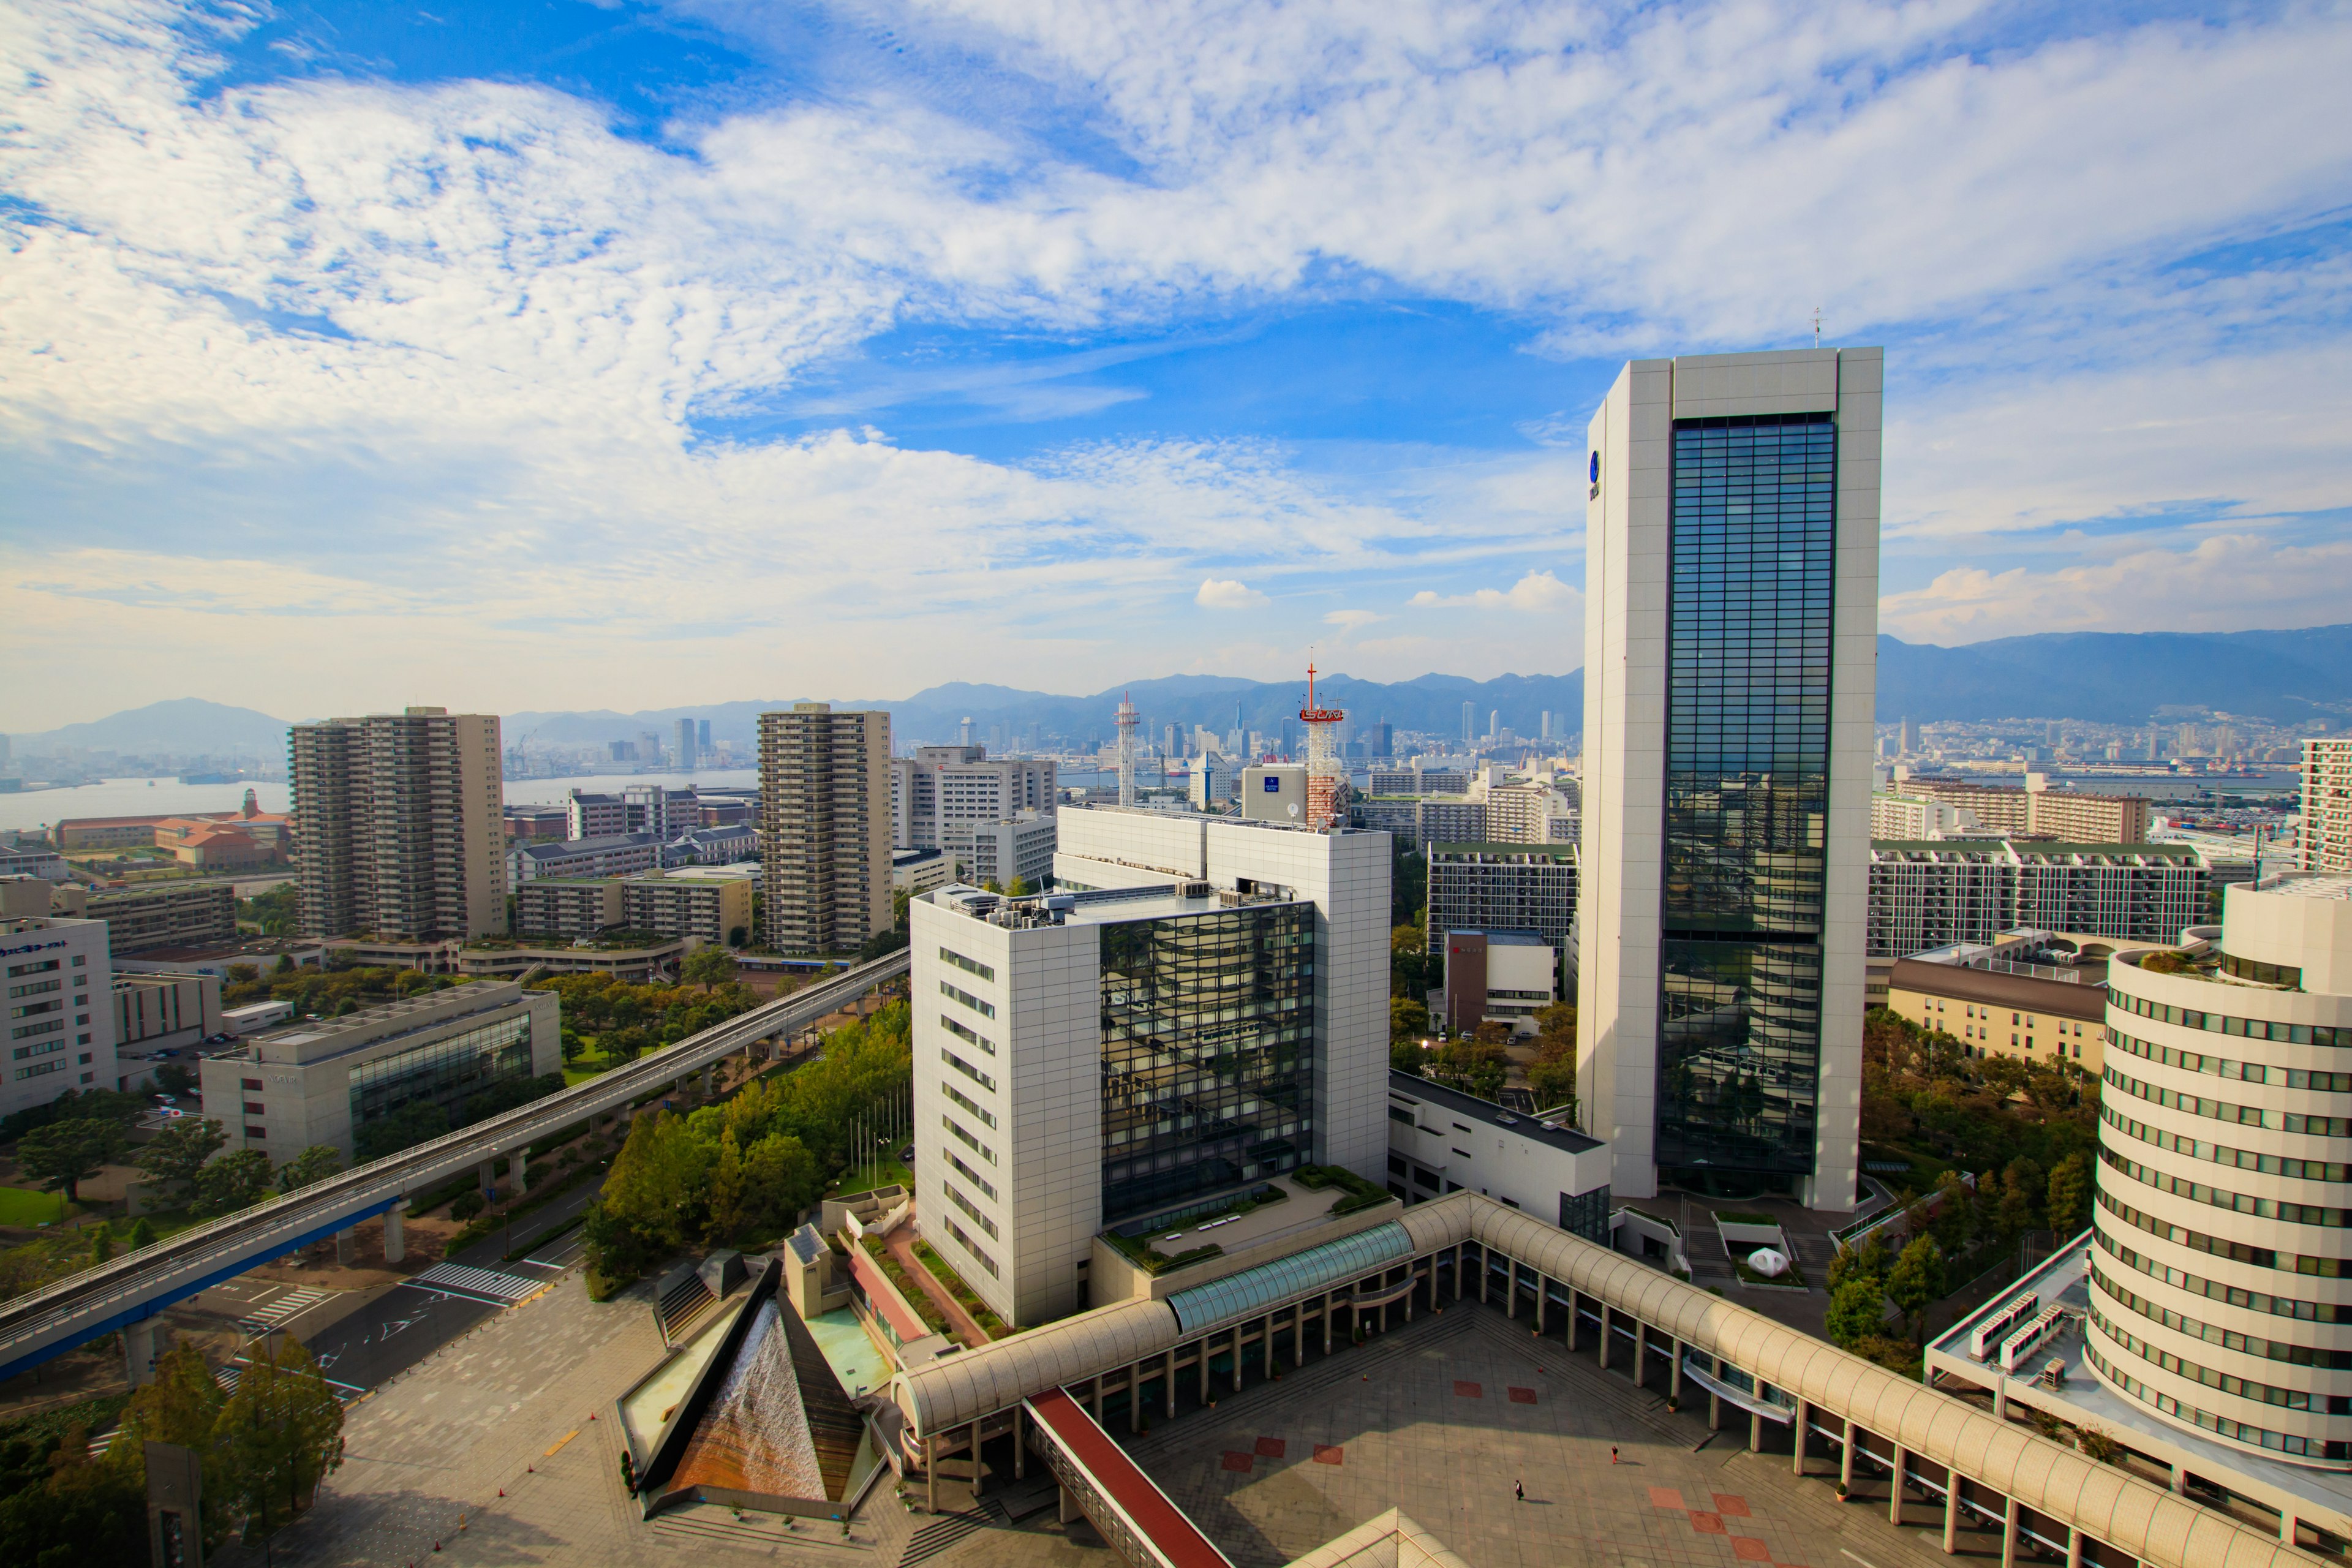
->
1658, 413, 1836, 1178
1099, 903, 1315, 1220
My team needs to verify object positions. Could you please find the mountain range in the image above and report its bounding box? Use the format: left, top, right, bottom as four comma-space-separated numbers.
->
13, 624, 2350, 758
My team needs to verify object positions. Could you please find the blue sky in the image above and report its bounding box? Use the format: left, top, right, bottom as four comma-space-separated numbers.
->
4, 0, 2350, 726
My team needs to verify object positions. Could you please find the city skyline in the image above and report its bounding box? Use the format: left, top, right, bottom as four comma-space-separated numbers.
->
6, 3, 2350, 728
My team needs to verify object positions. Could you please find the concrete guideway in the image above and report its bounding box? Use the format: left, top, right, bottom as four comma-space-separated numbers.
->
0, 949, 908, 1384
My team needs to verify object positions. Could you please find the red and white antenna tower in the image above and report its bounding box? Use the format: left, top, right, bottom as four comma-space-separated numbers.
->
1115, 691, 1139, 808
1299, 662, 1345, 831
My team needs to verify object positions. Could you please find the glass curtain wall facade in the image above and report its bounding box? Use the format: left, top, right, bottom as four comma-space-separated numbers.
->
1658, 414, 1838, 1184
1098, 903, 1315, 1219
349, 1013, 535, 1130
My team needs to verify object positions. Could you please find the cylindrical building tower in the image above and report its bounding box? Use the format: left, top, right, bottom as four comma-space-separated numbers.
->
2089, 872, 2352, 1466
1115, 692, 1139, 808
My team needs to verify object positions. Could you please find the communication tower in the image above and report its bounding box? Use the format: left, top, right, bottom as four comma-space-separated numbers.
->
1115, 692, 1139, 808
1299, 663, 1345, 831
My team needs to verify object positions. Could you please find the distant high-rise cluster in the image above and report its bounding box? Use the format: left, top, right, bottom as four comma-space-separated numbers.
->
289, 707, 507, 941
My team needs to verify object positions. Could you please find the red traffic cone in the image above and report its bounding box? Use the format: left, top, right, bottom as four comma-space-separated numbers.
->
498, 1488, 505, 1497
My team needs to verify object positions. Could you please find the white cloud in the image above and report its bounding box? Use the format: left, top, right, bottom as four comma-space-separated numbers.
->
1324, 609, 1382, 631
1879, 533, 2352, 646
2, 1, 2348, 723
1408, 570, 1578, 612
1195, 577, 1269, 610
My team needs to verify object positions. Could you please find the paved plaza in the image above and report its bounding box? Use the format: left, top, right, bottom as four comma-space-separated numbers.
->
227, 1256, 2010, 1568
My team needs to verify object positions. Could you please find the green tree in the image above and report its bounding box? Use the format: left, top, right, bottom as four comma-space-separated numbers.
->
1998, 1156, 2045, 1236
17, 1118, 124, 1203
707, 1127, 747, 1242
1004, 875, 1031, 897
0, 1425, 144, 1566
585, 1111, 712, 1291
1389, 996, 1430, 1041
154, 1062, 198, 1098
1390, 1038, 1427, 1075
742, 1133, 821, 1231
111, 1341, 232, 1550
137, 1116, 227, 1210
1828, 1235, 1890, 1293
682, 945, 739, 993
216, 1334, 345, 1552
1886, 1235, 1947, 1343
194, 1149, 273, 1217
128, 1216, 157, 1250
276, 1145, 342, 1194
2046, 1152, 2092, 1237
1825, 1276, 1889, 1349
560, 1028, 589, 1065
89, 1226, 113, 1265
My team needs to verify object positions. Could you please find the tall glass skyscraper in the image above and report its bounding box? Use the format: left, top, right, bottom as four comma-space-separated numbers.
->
1578, 350, 1880, 1209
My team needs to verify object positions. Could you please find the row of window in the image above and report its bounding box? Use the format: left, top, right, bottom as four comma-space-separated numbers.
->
940, 1215, 998, 1278
2114, 990, 2346, 1047
946, 1149, 997, 1203
2096, 1225, 2352, 1324
2098, 1189, 2351, 1278
941, 1113, 995, 1167
941, 1013, 995, 1056
943, 1179, 998, 1238
2091, 1262, 2352, 1369
940, 980, 995, 1020
2103, 1102, 2352, 1183
2108, 1027, 2352, 1090
939, 946, 995, 984
2083, 1340, 2350, 1460
2100, 1145, 2352, 1229
7, 978, 59, 1000
2087, 1306, 2350, 1412
5, 955, 84, 978
941, 1047, 994, 1094
944, 1084, 995, 1133
2101, 1065, 2352, 1137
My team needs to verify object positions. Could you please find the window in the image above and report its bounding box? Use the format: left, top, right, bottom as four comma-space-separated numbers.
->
940, 981, 995, 1020
947, 1150, 998, 1201
245, 1125, 266, 1139
13, 1058, 64, 1080
940, 947, 995, 983
1412, 1166, 1439, 1190
943, 1084, 995, 1131
7, 979, 59, 999
944, 1180, 998, 1238
1389, 1106, 1415, 1125
243, 1101, 265, 1115
941, 1216, 998, 1276
1388, 1155, 1408, 1177
1453, 1123, 1472, 1133
941, 1014, 995, 1055
6, 959, 60, 978
243, 1078, 263, 1090
941, 1114, 996, 1164
942, 1048, 995, 1092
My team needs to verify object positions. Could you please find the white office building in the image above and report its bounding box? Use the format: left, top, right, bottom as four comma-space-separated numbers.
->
1385, 1071, 1610, 1235
941, 809, 1057, 891
890, 745, 1057, 851
2, 906, 117, 1115
907, 808, 1390, 1326
1578, 347, 1880, 1209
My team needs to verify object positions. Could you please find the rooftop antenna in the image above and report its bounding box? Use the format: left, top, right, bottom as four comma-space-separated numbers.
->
1298, 660, 1346, 832
1812, 307, 1822, 348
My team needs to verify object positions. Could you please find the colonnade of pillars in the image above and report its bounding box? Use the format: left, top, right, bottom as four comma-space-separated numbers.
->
907, 1237, 2203, 1566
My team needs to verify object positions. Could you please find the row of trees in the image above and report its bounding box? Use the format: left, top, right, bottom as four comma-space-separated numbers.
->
584, 1002, 913, 1294
535, 970, 763, 1067
220, 959, 450, 1013
0, 1338, 344, 1565
1862, 1006, 2097, 1177
12, 1109, 339, 1215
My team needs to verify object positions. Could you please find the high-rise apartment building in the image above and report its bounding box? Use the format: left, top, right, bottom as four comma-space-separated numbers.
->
759, 704, 891, 955
2089, 872, 2352, 1466
911, 807, 1389, 1325
1578, 347, 1880, 1208
675, 717, 698, 771
2307, 737, 2352, 875
2, 909, 116, 1115
1424, 842, 1578, 957
289, 708, 507, 941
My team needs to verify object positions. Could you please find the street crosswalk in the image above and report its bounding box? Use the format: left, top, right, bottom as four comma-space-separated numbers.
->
235, 1284, 330, 1337
411, 1261, 550, 1305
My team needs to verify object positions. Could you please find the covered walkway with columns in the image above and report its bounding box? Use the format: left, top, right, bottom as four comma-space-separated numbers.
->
892, 1191, 2324, 1568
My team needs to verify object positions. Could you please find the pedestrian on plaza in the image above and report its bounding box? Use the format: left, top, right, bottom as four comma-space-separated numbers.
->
1515, 1479, 1525, 1502
1611, 1446, 1619, 1464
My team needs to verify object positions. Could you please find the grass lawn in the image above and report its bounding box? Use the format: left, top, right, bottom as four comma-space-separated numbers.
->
0, 1186, 66, 1226
832, 1155, 913, 1196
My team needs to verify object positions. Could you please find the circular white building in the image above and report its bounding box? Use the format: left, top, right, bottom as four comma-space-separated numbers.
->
2089, 872, 2352, 1466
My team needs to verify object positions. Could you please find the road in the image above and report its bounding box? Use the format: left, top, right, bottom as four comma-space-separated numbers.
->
204, 1167, 609, 1398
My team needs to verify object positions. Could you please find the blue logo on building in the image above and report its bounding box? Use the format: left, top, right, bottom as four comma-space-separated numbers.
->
1589, 451, 1600, 483
1264, 776, 1280, 791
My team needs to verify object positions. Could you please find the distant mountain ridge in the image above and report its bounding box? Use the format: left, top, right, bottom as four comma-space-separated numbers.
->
19, 624, 2349, 758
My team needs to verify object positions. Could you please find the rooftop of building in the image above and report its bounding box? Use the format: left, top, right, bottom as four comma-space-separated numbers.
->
1441, 928, 1553, 948
1427, 840, 1577, 860
1387, 1068, 1599, 1152
932, 881, 1307, 930
514, 831, 660, 859
1871, 839, 2203, 862
233, 978, 526, 1066
1928, 1235, 2352, 1526
893, 848, 945, 865
2256, 872, 2352, 902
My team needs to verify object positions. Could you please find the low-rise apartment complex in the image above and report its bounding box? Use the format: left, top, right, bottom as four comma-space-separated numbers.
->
83, 883, 238, 956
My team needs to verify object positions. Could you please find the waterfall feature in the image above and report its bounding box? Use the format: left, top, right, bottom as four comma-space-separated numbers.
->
671, 1302, 826, 1501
